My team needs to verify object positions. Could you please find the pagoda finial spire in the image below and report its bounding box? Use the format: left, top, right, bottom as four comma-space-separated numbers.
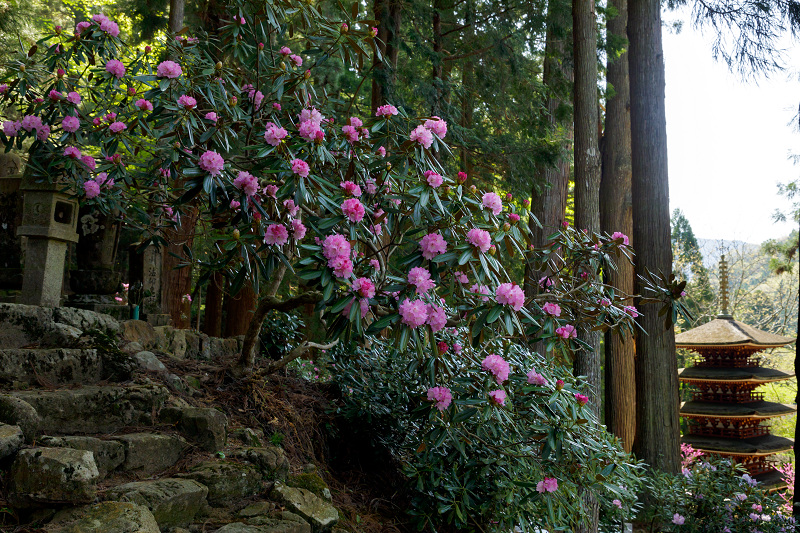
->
719, 254, 731, 318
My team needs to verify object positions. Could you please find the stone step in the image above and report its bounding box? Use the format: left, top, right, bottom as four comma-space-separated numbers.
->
0, 348, 103, 386
39, 436, 125, 478
0, 303, 119, 349
9, 447, 100, 507
106, 478, 209, 529
11, 384, 168, 435
44, 501, 159, 532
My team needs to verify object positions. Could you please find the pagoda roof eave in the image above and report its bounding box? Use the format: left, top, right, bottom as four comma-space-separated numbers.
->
675, 317, 795, 349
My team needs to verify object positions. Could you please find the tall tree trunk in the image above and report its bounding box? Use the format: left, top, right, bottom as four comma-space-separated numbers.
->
793, 225, 799, 521
370, 0, 402, 112
161, 210, 197, 329
629, 0, 681, 479
573, 0, 601, 528
600, 0, 635, 452
524, 2, 572, 300
460, 0, 475, 176
203, 271, 224, 337
223, 281, 256, 337
431, 0, 444, 116
168, 0, 185, 33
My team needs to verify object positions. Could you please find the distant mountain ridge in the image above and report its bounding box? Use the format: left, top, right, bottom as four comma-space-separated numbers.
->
696, 238, 760, 268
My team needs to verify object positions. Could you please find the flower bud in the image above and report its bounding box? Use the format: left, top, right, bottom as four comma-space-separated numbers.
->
506, 193, 513, 201
304, 69, 311, 79
233, 228, 240, 240
469, 184, 477, 193
127, 87, 136, 95
442, 185, 450, 194
503, 222, 511, 232
522, 198, 530, 207
489, 245, 496, 255
386, 162, 392, 171
229, 96, 238, 106
19, 65, 25, 72
54, 25, 62, 34
555, 379, 564, 391
215, 61, 223, 70
144, 45, 152, 54
258, 42, 264, 50
57, 68, 65, 78
340, 22, 349, 33
280, 62, 286, 71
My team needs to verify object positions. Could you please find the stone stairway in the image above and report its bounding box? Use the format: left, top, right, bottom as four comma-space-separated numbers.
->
0, 303, 342, 533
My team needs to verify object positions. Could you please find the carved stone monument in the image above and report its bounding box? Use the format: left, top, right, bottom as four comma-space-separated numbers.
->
0, 151, 23, 292
16, 162, 79, 307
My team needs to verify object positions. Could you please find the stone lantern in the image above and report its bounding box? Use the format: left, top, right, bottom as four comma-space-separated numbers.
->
16, 162, 79, 307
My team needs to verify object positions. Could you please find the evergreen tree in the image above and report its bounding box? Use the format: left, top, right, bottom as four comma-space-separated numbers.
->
671, 208, 714, 325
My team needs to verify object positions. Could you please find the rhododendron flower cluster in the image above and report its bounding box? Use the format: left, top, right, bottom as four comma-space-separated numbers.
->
264, 224, 289, 245
555, 324, 577, 339
481, 192, 503, 216
527, 370, 547, 386
488, 389, 506, 405
375, 104, 399, 117
536, 478, 558, 493
178, 95, 197, 109
419, 233, 447, 260
352, 277, 376, 299
427, 386, 452, 411
340, 181, 361, 197
157, 60, 183, 78
234, 171, 259, 197
409, 125, 434, 149
290, 159, 310, 178
611, 231, 629, 245
470, 284, 490, 301
399, 298, 428, 328
481, 354, 509, 384
424, 170, 443, 188
264, 123, 288, 146
467, 228, 492, 253
61, 115, 80, 133
322, 234, 353, 279
495, 283, 524, 311
542, 302, 561, 316
199, 151, 225, 176
341, 198, 365, 222
574, 393, 589, 406
408, 267, 436, 294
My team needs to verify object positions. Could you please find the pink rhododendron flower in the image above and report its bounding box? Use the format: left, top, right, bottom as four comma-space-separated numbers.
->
427, 304, 447, 332
205, 112, 218, 123
36, 125, 50, 141
64, 146, 81, 159
611, 231, 629, 245
488, 389, 506, 406
61, 116, 80, 133
424, 170, 443, 188
574, 393, 589, 406
482, 192, 503, 216
542, 302, 561, 316
341, 198, 365, 222
264, 123, 288, 146
555, 324, 577, 339
536, 477, 558, 493
83, 180, 101, 199
323, 234, 351, 261
234, 171, 259, 197
199, 150, 225, 176
100, 18, 120, 36
340, 181, 362, 197
76, 21, 91, 33
342, 124, 360, 143
291, 219, 306, 240
399, 298, 428, 328
427, 386, 452, 411
376, 104, 399, 117
455, 271, 469, 284
80, 155, 96, 170
264, 224, 289, 245
21, 115, 42, 132
527, 370, 547, 386
298, 120, 322, 142
624, 305, 639, 318
230, 200, 240, 209
672, 514, 685, 525
352, 277, 376, 299
467, 228, 492, 253
409, 125, 433, 148
290, 159, 310, 178
470, 284, 490, 301
280, 46, 292, 55
419, 233, 447, 260
612, 499, 622, 509
555, 379, 564, 390
508, 213, 521, 223
178, 95, 197, 109
330, 256, 354, 278
105, 59, 126, 78
103, 112, 117, 122
157, 60, 183, 78
496, 283, 525, 311
283, 199, 300, 217
408, 267, 436, 294
377, 146, 386, 157
289, 54, 303, 66
482, 354, 510, 384
108, 121, 126, 133
64, 92, 80, 105
48, 89, 61, 101
424, 116, 447, 138
369, 259, 380, 270
3, 120, 20, 137
262, 184, 278, 198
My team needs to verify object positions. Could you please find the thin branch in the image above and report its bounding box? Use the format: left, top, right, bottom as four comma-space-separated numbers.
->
264, 339, 339, 374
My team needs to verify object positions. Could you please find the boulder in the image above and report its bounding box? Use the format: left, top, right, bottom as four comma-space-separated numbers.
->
45, 501, 159, 533
10, 447, 99, 507
215, 519, 310, 533
0, 424, 23, 460
12, 384, 168, 434
0, 394, 40, 442
121, 341, 144, 355
51, 307, 120, 336
39, 436, 125, 478
234, 446, 290, 481
120, 320, 157, 350
0, 348, 103, 385
287, 473, 331, 502
270, 483, 338, 532
133, 351, 167, 373
179, 461, 263, 506
161, 406, 227, 451
238, 501, 276, 518
208, 336, 239, 361
115, 433, 187, 474
106, 478, 208, 528
231, 427, 265, 447
248, 511, 312, 532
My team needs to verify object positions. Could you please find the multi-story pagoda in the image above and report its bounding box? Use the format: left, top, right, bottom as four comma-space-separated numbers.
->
677, 255, 796, 488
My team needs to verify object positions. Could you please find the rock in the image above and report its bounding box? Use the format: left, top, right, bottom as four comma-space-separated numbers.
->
184, 331, 201, 359
287, 473, 331, 502
39, 436, 125, 478
120, 320, 157, 350
234, 446, 290, 481
153, 325, 174, 353
231, 427, 264, 447
106, 478, 209, 528
133, 351, 167, 373
215, 520, 310, 533
270, 483, 338, 532
208, 336, 239, 361
45, 501, 159, 532
121, 341, 144, 355
0, 394, 40, 442
51, 307, 120, 336
238, 501, 276, 518
10, 447, 99, 507
0, 348, 103, 385
0, 424, 23, 459
168, 328, 187, 359
0, 304, 70, 348
12, 384, 168, 434
161, 406, 227, 451
179, 461, 263, 506
165, 373, 191, 394
115, 433, 187, 474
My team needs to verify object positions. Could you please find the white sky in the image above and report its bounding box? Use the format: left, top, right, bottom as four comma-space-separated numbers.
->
663, 11, 800, 244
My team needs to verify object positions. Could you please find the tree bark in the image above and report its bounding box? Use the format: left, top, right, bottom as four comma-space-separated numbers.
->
168, 0, 185, 33
431, 0, 444, 117
202, 271, 224, 337
524, 3, 572, 301
160, 209, 197, 329
600, 0, 636, 452
629, 0, 681, 477
223, 281, 256, 338
573, 0, 601, 528
370, 0, 402, 112
793, 224, 799, 521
